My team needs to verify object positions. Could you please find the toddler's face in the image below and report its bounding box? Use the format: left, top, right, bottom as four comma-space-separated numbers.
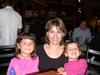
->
17, 38, 35, 56
65, 43, 81, 61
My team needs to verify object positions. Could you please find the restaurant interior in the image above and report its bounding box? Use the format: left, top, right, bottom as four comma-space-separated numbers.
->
0, 0, 100, 75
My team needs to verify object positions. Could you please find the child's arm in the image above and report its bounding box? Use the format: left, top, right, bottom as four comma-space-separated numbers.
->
57, 67, 66, 75
78, 59, 88, 75
6, 58, 16, 75
64, 59, 87, 75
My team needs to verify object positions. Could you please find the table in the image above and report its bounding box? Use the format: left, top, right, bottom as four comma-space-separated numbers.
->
26, 70, 58, 75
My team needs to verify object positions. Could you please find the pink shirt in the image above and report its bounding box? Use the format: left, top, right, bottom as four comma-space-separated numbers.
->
64, 59, 87, 75
7, 55, 39, 75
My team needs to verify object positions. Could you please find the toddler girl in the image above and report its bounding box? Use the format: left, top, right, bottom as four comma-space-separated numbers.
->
7, 32, 39, 75
58, 41, 87, 75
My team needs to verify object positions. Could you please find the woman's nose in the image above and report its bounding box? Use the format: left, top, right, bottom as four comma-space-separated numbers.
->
54, 33, 57, 36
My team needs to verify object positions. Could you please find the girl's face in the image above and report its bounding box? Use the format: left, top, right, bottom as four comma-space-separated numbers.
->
65, 43, 81, 61
47, 25, 64, 45
17, 39, 35, 56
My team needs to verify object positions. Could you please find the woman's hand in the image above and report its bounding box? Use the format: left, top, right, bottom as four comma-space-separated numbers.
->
57, 67, 66, 75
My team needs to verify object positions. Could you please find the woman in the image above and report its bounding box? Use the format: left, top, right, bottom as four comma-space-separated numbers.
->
36, 17, 67, 72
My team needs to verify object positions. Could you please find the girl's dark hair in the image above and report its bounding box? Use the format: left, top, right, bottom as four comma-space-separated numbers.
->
45, 17, 67, 45
65, 41, 81, 51
15, 32, 36, 57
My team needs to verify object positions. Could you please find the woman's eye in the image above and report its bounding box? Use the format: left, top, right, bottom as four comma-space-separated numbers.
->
58, 31, 61, 34
21, 42, 24, 44
21, 42, 26, 44
29, 43, 33, 45
51, 31, 54, 33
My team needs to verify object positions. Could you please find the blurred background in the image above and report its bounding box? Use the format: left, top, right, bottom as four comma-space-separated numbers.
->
0, 0, 100, 44
0, 0, 100, 75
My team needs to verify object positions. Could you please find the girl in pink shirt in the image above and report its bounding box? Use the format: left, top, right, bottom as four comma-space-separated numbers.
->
7, 32, 39, 75
57, 41, 87, 75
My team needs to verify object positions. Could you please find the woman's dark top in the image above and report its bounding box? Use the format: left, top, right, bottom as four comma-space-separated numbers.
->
36, 45, 67, 72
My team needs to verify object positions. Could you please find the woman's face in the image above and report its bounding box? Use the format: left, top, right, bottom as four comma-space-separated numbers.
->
65, 43, 81, 61
47, 25, 64, 45
17, 39, 35, 56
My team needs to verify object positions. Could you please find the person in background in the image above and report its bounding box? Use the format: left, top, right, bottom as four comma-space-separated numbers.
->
73, 20, 92, 44
7, 32, 39, 75
0, 1, 22, 46
57, 41, 87, 75
36, 17, 67, 72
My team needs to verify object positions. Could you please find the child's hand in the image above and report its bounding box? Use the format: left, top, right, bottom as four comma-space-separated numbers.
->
57, 67, 66, 75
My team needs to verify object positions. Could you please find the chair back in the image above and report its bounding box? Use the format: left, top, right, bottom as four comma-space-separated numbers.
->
86, 49, 100, 75
0, 45, 15, 74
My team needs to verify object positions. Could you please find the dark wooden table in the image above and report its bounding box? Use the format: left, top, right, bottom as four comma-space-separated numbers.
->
27, 70, 58, 75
